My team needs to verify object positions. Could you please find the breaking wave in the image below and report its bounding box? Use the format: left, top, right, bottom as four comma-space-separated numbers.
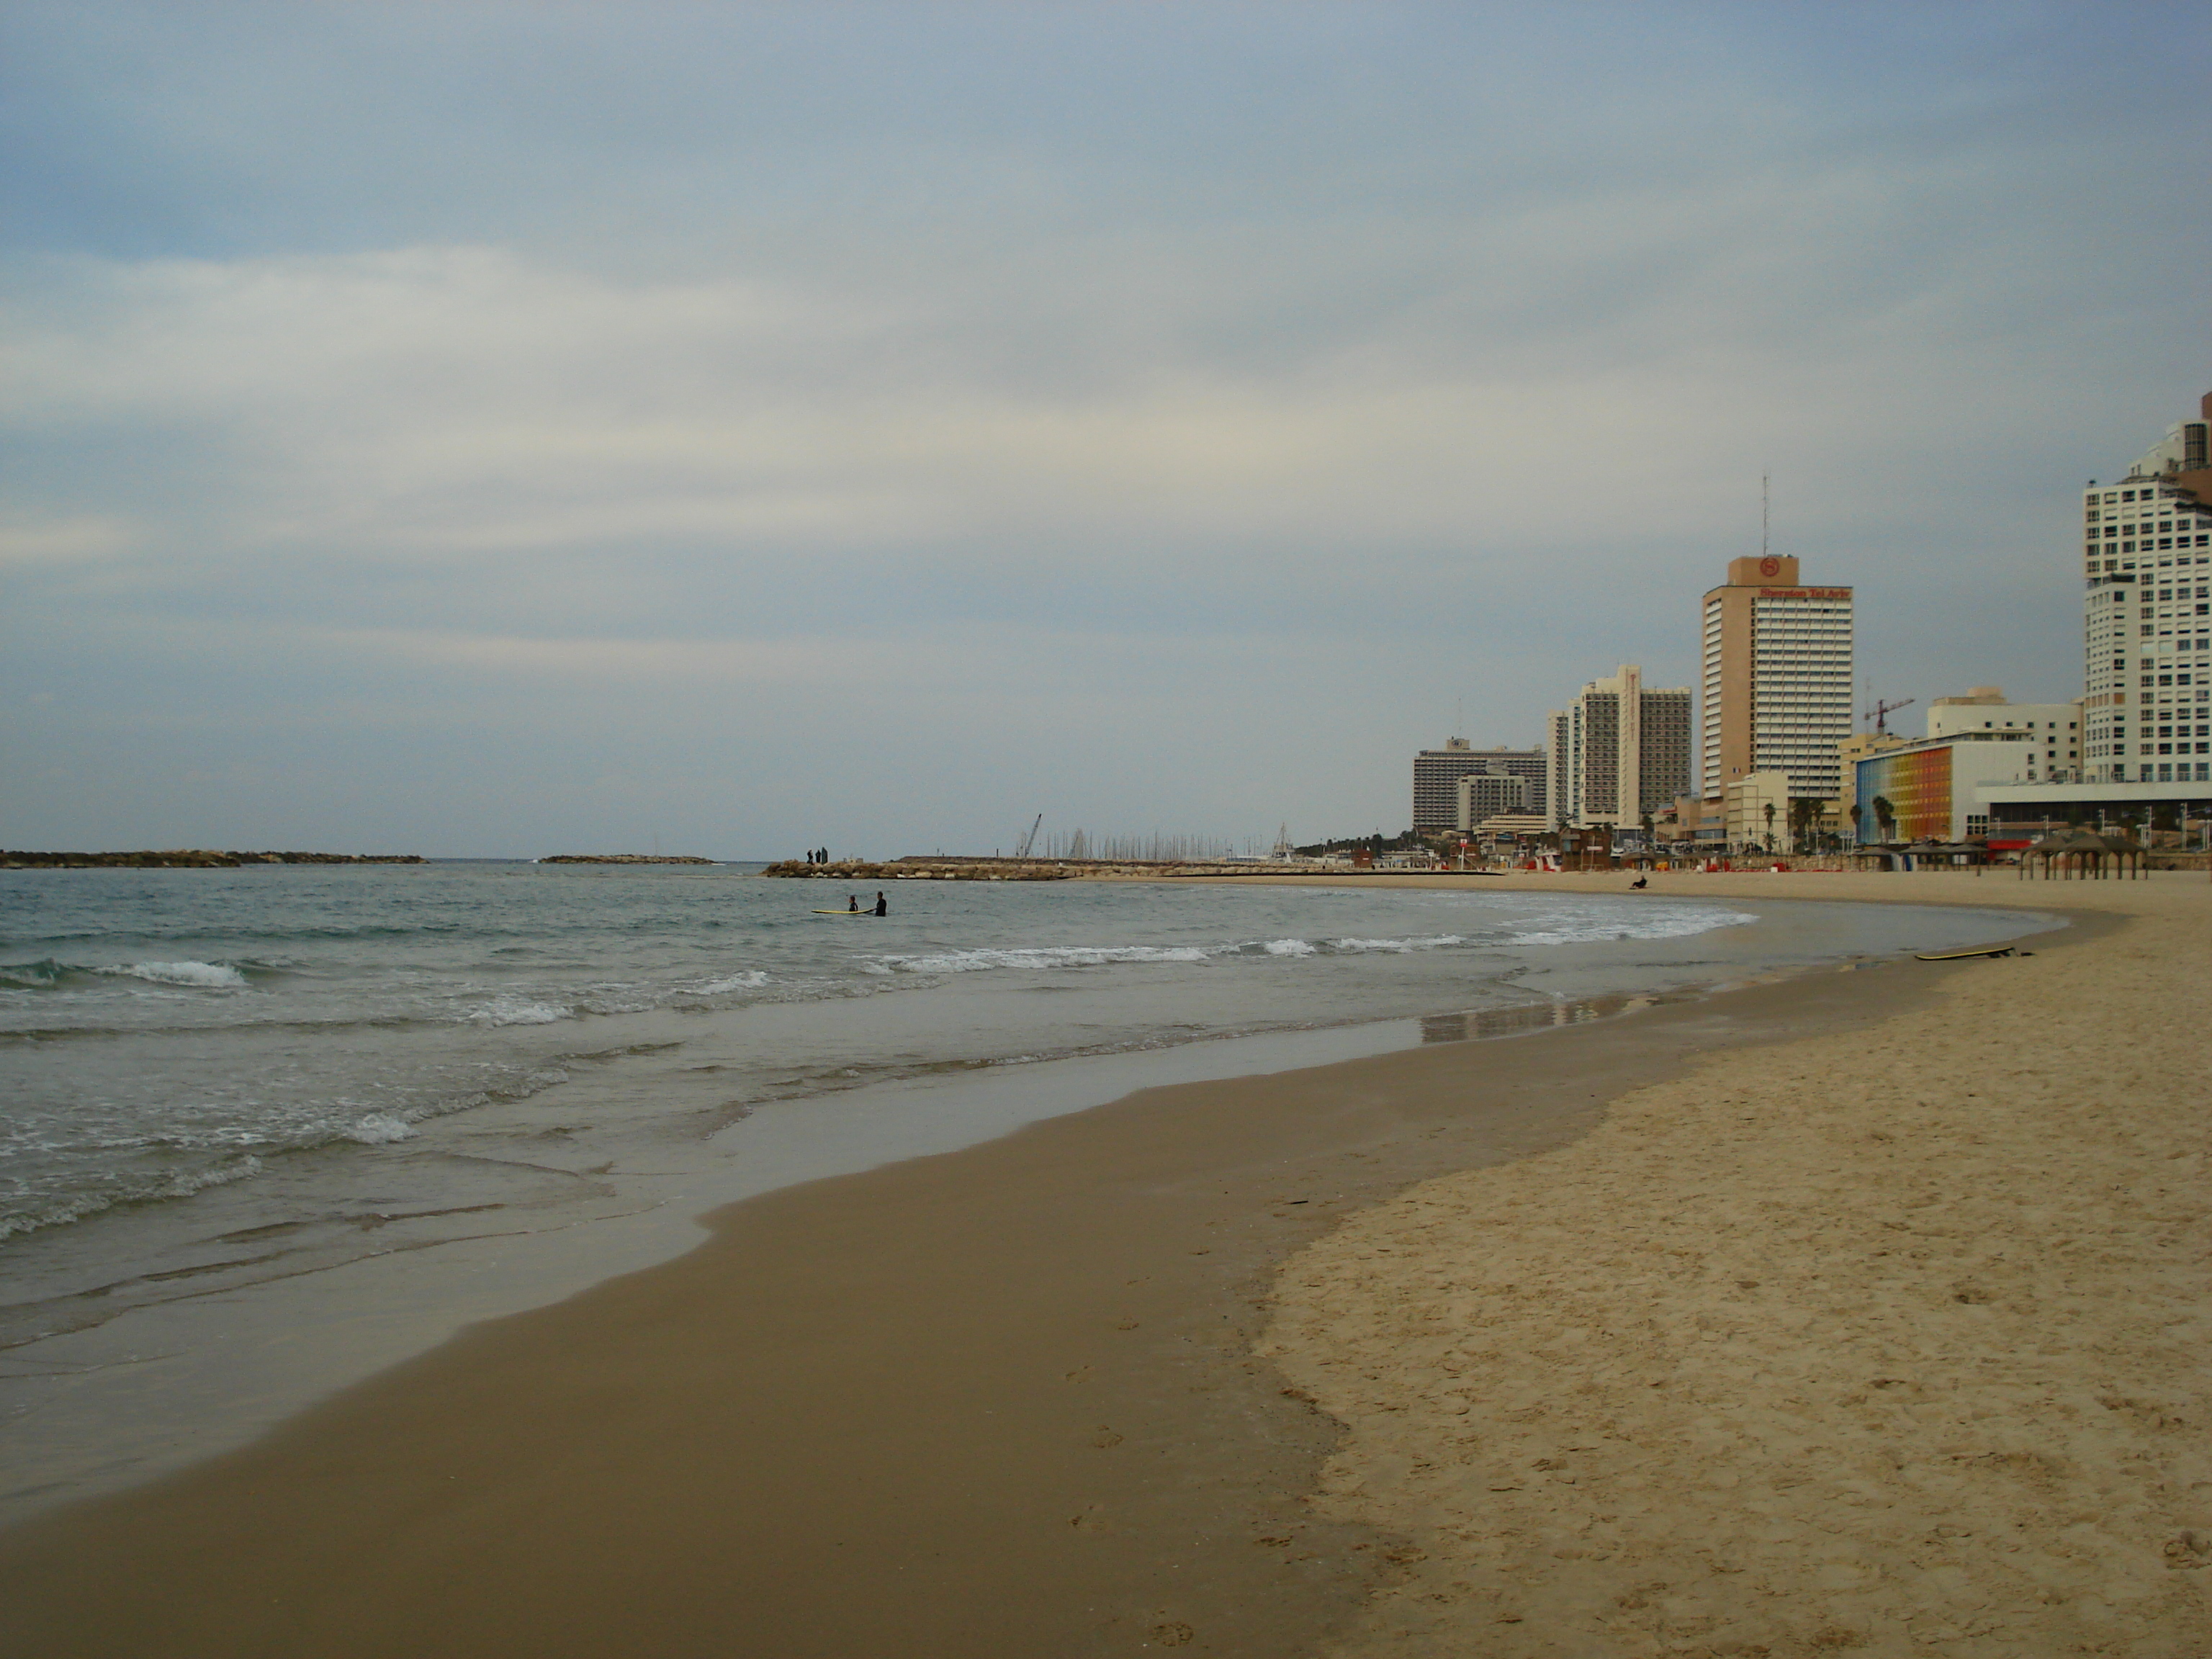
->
694, 970, 771, 994
466, 995, 571, 1027
1, 957, 255, 991
1506, 908, 1757, 947
0, 1154, 266, 1242
866, 944, 1212, 975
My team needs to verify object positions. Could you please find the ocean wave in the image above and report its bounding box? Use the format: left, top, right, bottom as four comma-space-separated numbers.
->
344, 1112, 415, 1144
1331, 934, 1468, 953
1505, 908, 1756, 947
1260, 938, 1318, 957
694, 970, 770, 994
0, 1154, 265, 1242
114, 959, 251, 988
1, 956, 256, 991
467, 995, 571, 1026
866, 944, 1212, 975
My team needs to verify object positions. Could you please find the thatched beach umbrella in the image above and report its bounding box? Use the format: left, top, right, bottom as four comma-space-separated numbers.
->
2022, 827, 2141, 881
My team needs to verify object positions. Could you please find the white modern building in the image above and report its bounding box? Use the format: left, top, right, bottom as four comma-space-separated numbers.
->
1924, 687, 2081, 784
2080, 395, 2212, 784
1548, 664, 1694, 835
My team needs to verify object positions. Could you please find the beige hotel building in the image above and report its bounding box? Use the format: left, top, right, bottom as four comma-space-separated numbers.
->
1699, 554, 1856, 803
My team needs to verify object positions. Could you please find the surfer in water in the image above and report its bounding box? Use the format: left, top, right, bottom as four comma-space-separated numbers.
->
873, 891, 887, 917
848, 894, 860, 912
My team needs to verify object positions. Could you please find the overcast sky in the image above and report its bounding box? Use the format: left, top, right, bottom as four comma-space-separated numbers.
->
4, 2, 2207, 858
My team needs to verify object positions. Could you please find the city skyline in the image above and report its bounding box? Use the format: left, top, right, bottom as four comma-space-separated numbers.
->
3, 4, 2206, 856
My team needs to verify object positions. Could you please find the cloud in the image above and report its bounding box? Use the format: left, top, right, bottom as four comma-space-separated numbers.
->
2, 2, 2206, 853
0, 156, 2152, 586
0, 513, 139, 562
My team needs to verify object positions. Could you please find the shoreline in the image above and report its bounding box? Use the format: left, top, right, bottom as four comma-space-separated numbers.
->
0, 884, 2038, 1530
0, 877, 2094, 1658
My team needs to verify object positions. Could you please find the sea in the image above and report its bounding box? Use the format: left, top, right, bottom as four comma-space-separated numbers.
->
0, 862, 2056, 1517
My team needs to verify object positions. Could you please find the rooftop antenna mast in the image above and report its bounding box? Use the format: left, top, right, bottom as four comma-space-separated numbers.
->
1761, 471, 1770, 559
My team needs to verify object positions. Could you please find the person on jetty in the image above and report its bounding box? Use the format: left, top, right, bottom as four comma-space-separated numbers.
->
873, 891, 887, 917
848, 894, 860, 912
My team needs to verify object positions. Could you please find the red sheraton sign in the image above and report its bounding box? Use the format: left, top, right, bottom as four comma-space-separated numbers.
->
1758, 587, 1851, 599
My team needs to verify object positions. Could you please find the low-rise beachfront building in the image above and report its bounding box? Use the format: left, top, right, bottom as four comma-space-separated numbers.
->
1472, 811, 1549, 843
2081, 393, 2212, 782
1979, 780, 2212, 849
1413, 739, 1549, 830
1722, 771, 1790, 850
1851, 739, 2036, 842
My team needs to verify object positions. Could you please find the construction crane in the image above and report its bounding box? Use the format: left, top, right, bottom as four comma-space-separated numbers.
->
1015, 814, 1044, 859
1863, 696, 1916, 734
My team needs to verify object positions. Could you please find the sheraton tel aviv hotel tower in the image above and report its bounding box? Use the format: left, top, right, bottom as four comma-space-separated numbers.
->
1700, 554, 1856, 803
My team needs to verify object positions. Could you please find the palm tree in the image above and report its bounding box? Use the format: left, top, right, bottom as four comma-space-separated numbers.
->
1872, 794, 1897, 842
1788, 797, 1818, 855
1848, 801, 1863, 845
1762, 800, 1778, 852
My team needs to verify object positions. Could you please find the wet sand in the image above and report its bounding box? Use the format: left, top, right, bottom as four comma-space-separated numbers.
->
0, 878, 2062, 1659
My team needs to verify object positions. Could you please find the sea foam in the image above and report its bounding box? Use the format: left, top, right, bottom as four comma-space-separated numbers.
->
868, 944, 1211, 975
696, 970, 771, 994
1506, 907, 1757, 948
467, 995, 570, 1026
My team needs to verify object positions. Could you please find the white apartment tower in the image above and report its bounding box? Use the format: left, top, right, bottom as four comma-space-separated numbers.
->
1699, 556, 1855, 803
2080, 393, 2212, 783
1548, 664, 1694, 832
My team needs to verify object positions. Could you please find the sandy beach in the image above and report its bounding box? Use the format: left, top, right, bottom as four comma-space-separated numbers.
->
0, 871, 2200, 1656
1261, 871, 2210, 1655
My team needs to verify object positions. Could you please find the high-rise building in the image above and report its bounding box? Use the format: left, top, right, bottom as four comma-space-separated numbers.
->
2080, 393, 2212, 784
1699, 555, 1855, 803
1547, 664, 1694, 833
1411, 740, 1547, 829
1454, 766, 1529, 830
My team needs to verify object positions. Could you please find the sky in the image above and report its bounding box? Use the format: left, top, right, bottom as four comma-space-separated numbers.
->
4, 1, 2208, 858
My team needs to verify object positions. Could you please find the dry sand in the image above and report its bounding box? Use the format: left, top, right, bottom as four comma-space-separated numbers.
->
1261, 871, 2211, 1657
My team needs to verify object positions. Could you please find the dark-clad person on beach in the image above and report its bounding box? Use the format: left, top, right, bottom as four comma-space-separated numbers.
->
873, 892, 887, 917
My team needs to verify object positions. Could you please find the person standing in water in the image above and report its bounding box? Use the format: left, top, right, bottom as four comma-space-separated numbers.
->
848, 894, 860, 912
873, 891, 887, 917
